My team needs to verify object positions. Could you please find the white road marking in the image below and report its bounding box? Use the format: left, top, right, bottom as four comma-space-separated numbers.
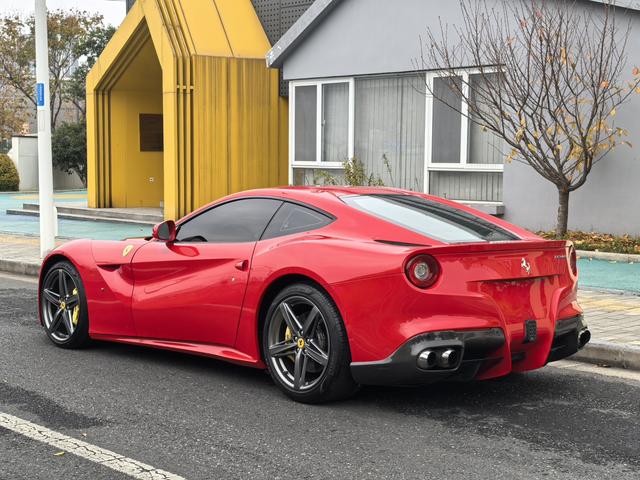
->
0, 412, 186, 480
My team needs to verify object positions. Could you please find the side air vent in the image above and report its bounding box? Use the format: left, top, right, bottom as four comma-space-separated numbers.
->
374, 239, 429, 247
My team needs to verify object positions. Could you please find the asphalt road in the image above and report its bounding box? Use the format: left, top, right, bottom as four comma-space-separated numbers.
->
1, 273, 639, 480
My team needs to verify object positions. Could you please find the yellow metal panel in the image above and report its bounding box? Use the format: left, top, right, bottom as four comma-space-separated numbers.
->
178, 0, 233, 57
214, 0, 273, 57
192, 56, 230, 209
86, 90, 97, 208
226, 58, 287, 195
99, 91, 111, 207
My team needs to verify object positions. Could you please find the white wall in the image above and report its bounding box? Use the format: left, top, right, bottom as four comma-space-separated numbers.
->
8, 135, 85, 191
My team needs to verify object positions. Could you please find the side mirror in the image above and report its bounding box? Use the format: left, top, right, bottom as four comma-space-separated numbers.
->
152, 220, 177, 242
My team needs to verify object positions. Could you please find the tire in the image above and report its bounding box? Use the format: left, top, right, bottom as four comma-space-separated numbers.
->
40, 260, 90, 349
262, 282, 358, 403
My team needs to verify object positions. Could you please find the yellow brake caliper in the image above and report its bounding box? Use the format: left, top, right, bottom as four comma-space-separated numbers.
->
284, 327, 295, 361
284, 326, 292, 343
71, 288, 80, 326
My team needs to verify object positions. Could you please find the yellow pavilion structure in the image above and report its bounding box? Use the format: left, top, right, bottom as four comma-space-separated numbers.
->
86, 0, 288, 219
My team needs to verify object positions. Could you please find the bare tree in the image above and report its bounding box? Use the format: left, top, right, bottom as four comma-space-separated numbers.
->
421, 0, 639, 237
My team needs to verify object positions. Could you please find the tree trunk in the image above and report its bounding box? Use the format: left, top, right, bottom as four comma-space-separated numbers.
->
556, 188, 570, 238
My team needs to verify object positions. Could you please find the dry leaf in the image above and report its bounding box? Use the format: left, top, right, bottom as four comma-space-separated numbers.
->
515, 128, 525, 142
54, 451, 65, 457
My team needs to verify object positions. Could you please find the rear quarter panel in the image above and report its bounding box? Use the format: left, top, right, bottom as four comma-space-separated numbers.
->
234, 233, 414, 364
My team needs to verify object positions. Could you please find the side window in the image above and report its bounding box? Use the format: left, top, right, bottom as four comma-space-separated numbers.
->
176, 199, 282, 243
262, 202, 333, 240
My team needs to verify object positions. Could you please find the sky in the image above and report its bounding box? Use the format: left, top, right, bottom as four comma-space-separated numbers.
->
1, 0, 127, 27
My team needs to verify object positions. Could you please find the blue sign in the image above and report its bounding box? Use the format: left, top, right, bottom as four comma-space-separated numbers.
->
36, 83, 45, 107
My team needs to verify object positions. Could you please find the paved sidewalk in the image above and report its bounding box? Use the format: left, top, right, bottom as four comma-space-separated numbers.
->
0, 234, 64, 276
0, 234, 64, 261
579, 290, 640, 346
0, 233, 638, 368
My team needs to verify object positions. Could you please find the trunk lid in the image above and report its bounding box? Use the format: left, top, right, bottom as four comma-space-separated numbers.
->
430, 240, 574, 349
430, 240, 570, 281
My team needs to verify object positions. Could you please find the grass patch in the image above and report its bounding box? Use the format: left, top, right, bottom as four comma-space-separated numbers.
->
537, 230, 640, 254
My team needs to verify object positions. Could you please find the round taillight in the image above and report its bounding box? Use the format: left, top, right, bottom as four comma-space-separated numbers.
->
569, 244, 578, 276
405, 254, 440, 289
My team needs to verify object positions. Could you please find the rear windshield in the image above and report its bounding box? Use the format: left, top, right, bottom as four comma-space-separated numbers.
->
342, 194, 518, 243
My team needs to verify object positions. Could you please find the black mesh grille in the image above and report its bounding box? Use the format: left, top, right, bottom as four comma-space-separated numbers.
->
252, 0, 315, 96
252, 0, 314, 46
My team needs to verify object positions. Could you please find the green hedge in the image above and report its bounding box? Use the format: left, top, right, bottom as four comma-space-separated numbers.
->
0, 154, 19, 191
538, 230, 640, 255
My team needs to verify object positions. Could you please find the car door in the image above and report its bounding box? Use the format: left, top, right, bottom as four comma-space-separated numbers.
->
131, 198, 282, 346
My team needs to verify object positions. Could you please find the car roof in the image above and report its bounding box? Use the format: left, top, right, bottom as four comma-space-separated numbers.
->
183, 186, 536, 243
229, 186, 410, 202
220, 186, 415, 215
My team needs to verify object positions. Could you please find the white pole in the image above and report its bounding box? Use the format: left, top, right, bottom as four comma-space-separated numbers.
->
35, 0, 56, 258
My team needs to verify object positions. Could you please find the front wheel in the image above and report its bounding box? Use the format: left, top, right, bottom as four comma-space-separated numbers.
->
262, 283, 358, 403
40, 260, 90, 349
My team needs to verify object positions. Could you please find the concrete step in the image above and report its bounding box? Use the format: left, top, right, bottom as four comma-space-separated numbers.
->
6, 206, 159, 227
19, 203, 163, 224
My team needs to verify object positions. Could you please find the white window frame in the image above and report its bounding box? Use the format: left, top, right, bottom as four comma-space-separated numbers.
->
289, 78, 355, 183
288, 69, 504, 203
423, 68, 504, 200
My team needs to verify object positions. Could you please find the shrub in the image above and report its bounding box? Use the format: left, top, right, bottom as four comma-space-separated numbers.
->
0, 153, 19, 191
538, 230, 640, 254
52, 121, 87, 186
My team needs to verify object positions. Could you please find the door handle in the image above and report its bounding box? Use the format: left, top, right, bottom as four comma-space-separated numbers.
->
235, 260, 249, 271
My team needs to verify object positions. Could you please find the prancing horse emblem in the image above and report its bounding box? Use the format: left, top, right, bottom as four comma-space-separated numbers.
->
521, 257, 531, 275
122, 245, 134, 257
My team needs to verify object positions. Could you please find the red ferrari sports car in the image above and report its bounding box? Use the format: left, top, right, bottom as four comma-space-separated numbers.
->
38, 186, 590, 403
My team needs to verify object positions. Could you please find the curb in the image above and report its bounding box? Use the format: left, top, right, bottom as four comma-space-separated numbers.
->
0, 259, 40, 277
577, 249, 640, 263
572, 341, 640, 371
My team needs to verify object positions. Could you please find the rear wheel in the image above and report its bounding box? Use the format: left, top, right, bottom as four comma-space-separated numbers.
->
40, 260, 90, 349
262, 283, 358, 403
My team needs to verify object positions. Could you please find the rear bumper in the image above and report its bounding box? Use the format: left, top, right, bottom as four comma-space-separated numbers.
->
546, 314, 590, 363
350, 315, 589, 386
350, 328, 506, 386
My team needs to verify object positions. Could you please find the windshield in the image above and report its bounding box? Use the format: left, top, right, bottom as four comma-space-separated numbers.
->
342, 194, 518, 243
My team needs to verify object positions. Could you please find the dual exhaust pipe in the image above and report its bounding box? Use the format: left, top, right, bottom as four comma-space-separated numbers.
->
417, 347, 461, 370
578, 329, 591, 349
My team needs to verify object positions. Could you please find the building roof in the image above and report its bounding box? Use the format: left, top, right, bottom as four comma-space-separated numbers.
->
266, 0, 640, 68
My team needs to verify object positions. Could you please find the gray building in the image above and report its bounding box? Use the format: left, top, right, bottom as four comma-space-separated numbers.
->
267, 0, 640, 235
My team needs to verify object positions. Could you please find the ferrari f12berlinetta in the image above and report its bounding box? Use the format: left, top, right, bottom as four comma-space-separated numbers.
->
39, 187, 590, 403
